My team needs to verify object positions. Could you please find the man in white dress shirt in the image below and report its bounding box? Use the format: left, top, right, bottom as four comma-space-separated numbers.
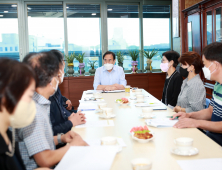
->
93, 51, 127, 91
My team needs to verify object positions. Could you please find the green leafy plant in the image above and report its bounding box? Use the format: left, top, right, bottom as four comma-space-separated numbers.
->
129, 50, 139, 61
88, 60, 97, 70
116, 51, 124, 64
143, 48, 158, 59
75, 53, 85, 63
65, 53, 76, 63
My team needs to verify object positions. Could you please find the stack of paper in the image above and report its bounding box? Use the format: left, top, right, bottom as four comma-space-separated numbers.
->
146, 118, 178, 127
135, 103, 167, 110
55, 146, 117, 170
78, 103, 98, 111
75, 120, 114, 128
177, 158, 222, 170
85, 90, 103, 94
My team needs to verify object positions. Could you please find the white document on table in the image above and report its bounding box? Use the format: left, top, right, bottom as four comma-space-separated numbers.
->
55, 146, 117, 170
104, 90, 125, 93
86, 138, 127, 147
75, 120, 114, 128
177, 158, 222, 170
78, 103, 98, 111
85, 90, 103, 94
146, 118, 178, 127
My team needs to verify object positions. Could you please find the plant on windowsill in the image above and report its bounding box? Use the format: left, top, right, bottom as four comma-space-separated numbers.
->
88, 60, 97, 75
116, 51, 124, 70
65, 53, 76, 76
143, 48, 158, 73
129, 50, 139, 74
75, 53, 85, 76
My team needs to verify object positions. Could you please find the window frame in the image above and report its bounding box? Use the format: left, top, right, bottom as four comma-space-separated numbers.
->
0, 0, 172, 73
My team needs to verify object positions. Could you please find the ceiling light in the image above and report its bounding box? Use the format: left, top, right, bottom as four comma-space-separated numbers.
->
92, 13, 96, 15
27, 7, 31, 10
11, 5, 17, 7
4, 11, 8, 13
66, 7, 69, 9
108, 9, 112, 11
0, 15, 3, 17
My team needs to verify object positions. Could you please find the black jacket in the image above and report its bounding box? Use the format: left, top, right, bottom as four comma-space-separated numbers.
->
49, 88, 73, 135
0, 130, 26, 170
162, 70, 183, 107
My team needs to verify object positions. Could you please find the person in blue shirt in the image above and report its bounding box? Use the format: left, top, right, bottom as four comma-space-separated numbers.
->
93, 51, 127, 91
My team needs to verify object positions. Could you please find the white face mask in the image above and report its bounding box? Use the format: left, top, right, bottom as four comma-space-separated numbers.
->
104, 63, 114, 70
50, 77, 59, 96
9, 100, 36, 128
202, 62, 216, 80
59, 70, 64, 83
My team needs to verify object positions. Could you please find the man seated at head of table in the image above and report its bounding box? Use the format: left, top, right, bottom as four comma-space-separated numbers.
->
173, 51, 206, 113
16, 52, 88, 170
172, 42, 222, 146
93, 51, 127, 91
49, 50, 86, 136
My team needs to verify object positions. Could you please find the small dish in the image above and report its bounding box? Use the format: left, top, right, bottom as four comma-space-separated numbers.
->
131, 131, 154, 143
171, 147, 199, 156
99, 114, 116, 119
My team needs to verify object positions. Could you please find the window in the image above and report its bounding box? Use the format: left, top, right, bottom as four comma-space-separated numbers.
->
10, 47, 13, 51
27, 5, 64, 53
143, 5, 171, 70
0, 47, 2, 51
15, 46, 18, 51
107, 5, 139, 71
0, 4, 19, 60
216, 8, 222, 42
66, 4, 101, 72
207, 11, 212, 45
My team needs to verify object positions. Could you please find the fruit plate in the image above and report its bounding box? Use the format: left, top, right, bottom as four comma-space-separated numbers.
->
131, 131, 155, 143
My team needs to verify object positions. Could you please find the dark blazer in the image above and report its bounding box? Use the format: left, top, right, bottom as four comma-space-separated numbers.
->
162, 71, 183, 107
0, 130, 26, 170
49, 88, 73, 135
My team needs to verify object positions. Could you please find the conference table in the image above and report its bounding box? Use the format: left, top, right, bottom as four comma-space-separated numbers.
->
72, 89, 222, 170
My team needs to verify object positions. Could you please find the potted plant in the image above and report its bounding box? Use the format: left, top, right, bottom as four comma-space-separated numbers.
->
143, 48, 158, 73
129, 50, 139, 74
116, 51, 124, 69
88, 60, 97, 75
65, 53, 76, 76
75, 53, 85, 76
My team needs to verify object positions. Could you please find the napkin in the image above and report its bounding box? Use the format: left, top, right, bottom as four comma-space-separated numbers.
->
55, 146, 117, 170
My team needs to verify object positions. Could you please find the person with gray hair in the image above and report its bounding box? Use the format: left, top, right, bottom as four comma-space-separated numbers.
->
16, 52, 88, 170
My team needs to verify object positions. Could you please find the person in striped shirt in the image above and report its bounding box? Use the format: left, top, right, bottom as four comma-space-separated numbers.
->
172, 42, 222, 146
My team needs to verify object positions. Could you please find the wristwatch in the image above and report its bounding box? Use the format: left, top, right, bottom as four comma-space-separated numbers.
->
57, 133, 64, 144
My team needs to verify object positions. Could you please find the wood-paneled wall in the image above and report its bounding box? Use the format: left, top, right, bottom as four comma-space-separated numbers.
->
59, 73, 166, 109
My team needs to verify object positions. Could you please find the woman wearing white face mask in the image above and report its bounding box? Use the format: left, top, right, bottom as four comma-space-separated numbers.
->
160, 51, 183, 107
174, 52, 206, 113
0, 58, 50, 170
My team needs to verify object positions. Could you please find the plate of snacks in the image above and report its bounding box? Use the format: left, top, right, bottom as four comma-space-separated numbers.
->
130, 126, 154, 143
115, 98, 130, 105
